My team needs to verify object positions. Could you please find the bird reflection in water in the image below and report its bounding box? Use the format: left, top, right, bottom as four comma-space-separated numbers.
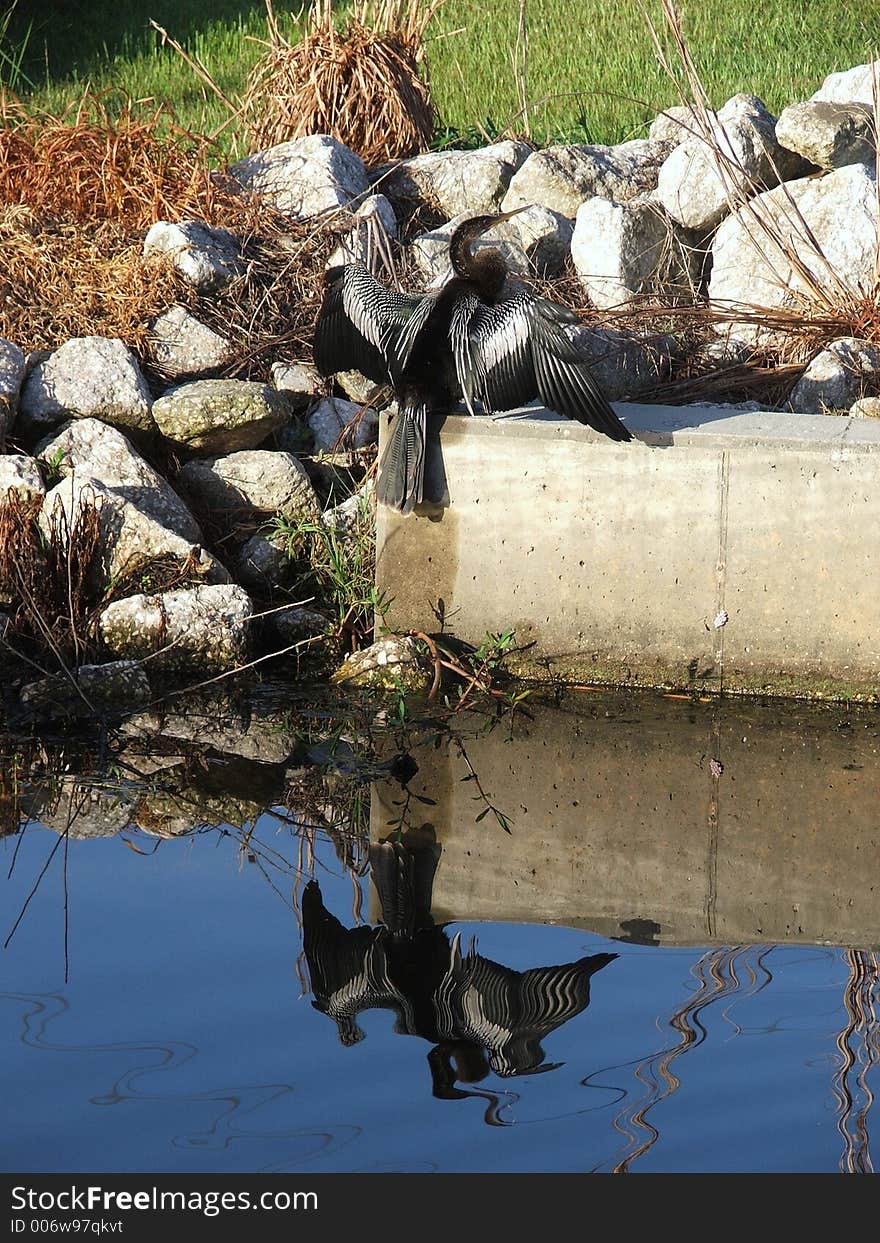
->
301, 826, 616, 1111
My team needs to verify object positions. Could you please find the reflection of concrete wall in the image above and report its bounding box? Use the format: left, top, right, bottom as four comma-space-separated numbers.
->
376, 404, 880, 698
370, 695, 880, 947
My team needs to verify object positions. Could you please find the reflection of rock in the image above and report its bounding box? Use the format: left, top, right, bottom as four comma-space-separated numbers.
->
121, 694, 298, 764
301, 878, 616, 1088
132, 782, 262, 838
27, 778, 134, 839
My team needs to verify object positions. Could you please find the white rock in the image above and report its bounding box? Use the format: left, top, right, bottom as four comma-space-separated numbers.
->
787, 338, 880, 413
39, 473, 228, 584
229, 134, 369, 220
99, 584, 252, 673
330, 635, 431, 692
308, 397, 379, 451
571, 327, 675, 400
648, 105, 696, 145
657, 93, 807, 232
810, 61, 880, 106
376, 141, 530, 216
149, 306, 234, 378
0, 454, 44, 500
850, 396, 880, 418
572, 196, 681, 309
233, 534, 294, 591
143, 220, 241, 293
776, 100, 874, 170
271, 360, 322, 407
20, 337, 154, 437
326, 194, 398, 268
501, 140, 670, 217
709, 163, 879, 347
487, 204, 573, 275
0, 338, 26, 443
152, 380, 290, 454
177, 448, 319, 529
37, 418, 202, 543
322, 480, 376, 542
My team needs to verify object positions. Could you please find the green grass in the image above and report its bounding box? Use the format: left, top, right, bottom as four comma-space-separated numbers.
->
5, 0, 880, 149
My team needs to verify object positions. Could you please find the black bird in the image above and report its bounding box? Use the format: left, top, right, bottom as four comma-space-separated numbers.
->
313, 207, 632, 515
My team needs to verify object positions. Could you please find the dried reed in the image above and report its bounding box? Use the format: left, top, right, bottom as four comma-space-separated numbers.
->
243, 0, 439, 164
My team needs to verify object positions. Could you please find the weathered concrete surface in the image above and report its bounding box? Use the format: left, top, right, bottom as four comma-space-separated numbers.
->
375, 403, 880, 700
371, 693, 880, 946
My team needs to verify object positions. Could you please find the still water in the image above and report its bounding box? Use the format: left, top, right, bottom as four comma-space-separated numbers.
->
1, 686, 878, 1174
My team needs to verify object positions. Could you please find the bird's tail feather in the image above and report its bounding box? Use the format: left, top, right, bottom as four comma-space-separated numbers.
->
377, 399, 427, 515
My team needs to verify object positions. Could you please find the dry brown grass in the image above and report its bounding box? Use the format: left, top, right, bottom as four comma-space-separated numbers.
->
243, 0, 438, 165
0, 87, 348, 368
0, 486, 104, 672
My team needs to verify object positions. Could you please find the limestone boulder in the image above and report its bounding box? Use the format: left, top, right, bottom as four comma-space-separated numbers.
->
177, 448, 319, 530
99, 583, 252, 673
19, 660, 151, 717
810, 61, 879, 106
308, 397, 379, 451
0, 454, 44, 501
322, 479, 375, 542
0, 338, 26, 444
121, 692, 298, 763
648, 105, 696, 145
487, 204, 573, 276
271, 360, 322, 408
787, 338, 880, 413
331, 635, 432, 693
501, 139, 670, 217
19, 337, 155, 438
776, 100, 874, 171
143, 220, 242, 293
269, 604, 332, 647
572, 195, 691, 309
229, 134, 370, 220
152, 380, 289, 454
657, 94, 808, 232
709, 163, 879, 347
37, 418, 203, 543
850, 396, 880, 418
326, 193, 398, 268
233, 534, 294, 592
39, 474, 228, 584
149, 306, 234, 379
376, 141, 530, 216
573, 326, 675, 400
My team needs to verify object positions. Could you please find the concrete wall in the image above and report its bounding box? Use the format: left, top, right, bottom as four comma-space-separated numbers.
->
370, 693, 880, 947
375, 404, 880, 700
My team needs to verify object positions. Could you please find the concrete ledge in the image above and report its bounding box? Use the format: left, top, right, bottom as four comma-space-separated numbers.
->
375, 402, 880, 700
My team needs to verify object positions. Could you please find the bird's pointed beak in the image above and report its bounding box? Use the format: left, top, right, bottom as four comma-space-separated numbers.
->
477, 205, 532, 235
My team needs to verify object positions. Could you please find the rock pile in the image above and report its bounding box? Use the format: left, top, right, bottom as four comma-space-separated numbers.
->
1, 60, 878, 703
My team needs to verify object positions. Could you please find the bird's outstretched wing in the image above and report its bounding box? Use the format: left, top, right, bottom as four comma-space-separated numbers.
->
313, 260, 438, 387
452, 289, 632, 442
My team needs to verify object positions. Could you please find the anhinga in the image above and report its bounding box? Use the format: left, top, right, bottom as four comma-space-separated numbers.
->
313, 207, 632, 514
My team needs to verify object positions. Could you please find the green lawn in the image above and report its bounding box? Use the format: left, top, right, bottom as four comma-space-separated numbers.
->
5, 0, 879, 149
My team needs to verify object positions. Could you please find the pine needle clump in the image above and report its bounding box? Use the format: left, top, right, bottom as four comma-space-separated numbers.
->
244, 0, 439, 165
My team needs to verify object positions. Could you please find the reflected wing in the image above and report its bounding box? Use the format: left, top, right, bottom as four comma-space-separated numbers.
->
313, 260, 438, 387
453, 289, 632, 441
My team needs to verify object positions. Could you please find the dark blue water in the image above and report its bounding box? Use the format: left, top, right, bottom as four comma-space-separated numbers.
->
2, 817, 874, 1174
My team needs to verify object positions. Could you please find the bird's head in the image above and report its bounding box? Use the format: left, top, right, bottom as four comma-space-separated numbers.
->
448, 205, 533, 286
